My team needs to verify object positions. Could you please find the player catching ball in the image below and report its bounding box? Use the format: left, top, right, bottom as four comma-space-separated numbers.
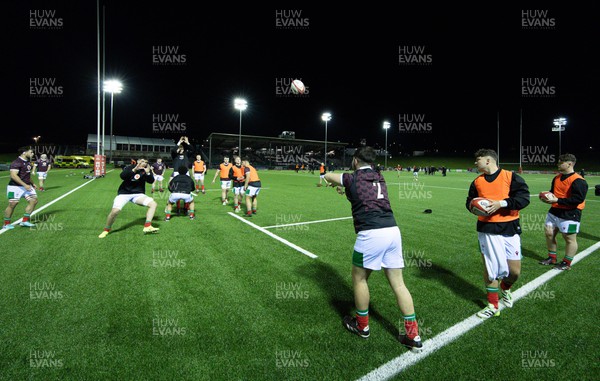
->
98, 158, 159, 238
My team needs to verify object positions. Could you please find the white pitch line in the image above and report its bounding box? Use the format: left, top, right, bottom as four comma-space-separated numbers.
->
262, 216, 352, 229
0, 171, 113, 235
227, 212, 318, 259
357, 240, 600, 381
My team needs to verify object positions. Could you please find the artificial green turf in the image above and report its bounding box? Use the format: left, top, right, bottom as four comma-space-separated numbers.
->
0, 169, 598, 380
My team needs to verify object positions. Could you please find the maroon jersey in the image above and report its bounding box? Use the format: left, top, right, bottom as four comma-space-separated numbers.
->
36, 159, 51, 172
151, 162, 165, 175
9, 157, 33, 186
342, 167, 397, 233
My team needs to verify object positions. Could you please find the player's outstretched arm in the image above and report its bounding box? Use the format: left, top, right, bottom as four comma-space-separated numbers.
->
324, 172, 341, 186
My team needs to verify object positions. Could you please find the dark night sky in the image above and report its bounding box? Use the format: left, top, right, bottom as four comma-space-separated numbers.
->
5, 3, 600, 160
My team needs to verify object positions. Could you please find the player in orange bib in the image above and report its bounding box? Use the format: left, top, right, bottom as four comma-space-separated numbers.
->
241, 157, 261, 217
318, 162, 328, 187
466, 149, 530, 319
229, 156, 245, 213
212, 156, 233, 205
539, 153, 588, 270
193, 155, 207, 194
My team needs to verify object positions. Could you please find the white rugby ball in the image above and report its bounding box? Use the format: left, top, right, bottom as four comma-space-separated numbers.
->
470, 197, 493, 216
291, 79, 305, 94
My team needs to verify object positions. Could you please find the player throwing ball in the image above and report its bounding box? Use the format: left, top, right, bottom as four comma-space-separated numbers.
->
324, 146, 423, 351
466, 149, 530, 319
98, 158, 159, 238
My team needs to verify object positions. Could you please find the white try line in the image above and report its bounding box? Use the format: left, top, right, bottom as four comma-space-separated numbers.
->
357, 240, 600, 381
0, 171, 112, 235
227, 212, 318, 259
262, 216, 352, 229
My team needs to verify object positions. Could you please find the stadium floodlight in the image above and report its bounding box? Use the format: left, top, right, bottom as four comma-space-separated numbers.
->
234, 98, 248, 155
33, 136, 41, 144
322, 113, 332, 165
552, 117, 567, 157
103, 80, 123, 164
383, 122, 391, 170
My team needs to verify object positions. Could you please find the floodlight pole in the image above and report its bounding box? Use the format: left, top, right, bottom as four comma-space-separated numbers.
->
383, 121, 390, 170
234, 99, 247, 156
238, 110, 242, 156
553, 117, 567, 157
109, 92, 115, 164
558, 130, 562, 156
322, 113, 332, 166
324, 120, 328, 165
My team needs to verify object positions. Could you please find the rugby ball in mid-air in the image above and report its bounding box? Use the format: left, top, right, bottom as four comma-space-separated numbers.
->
470, 197, 493, 216
539, 191, 555, 203
291, 79, 305, 94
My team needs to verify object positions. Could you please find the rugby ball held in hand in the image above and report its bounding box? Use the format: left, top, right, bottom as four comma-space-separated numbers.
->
539, 191, 555, 203
470, 197, 493, 216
